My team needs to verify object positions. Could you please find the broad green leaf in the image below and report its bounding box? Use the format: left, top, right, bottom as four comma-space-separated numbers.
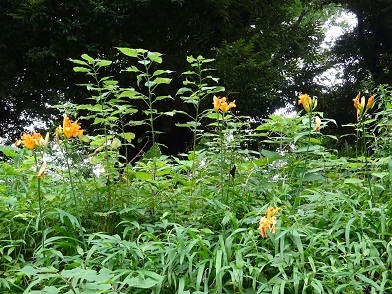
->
186, 56, 196, 63
82, 283, 112, 293
0, 145, 18, 157
96, 60, 112, 67
176, 87, 192, 95
294, 145, 323, 152
44, 194, 56, 202
103, 79, 118, 86
81, 54, 94, 63
156, 168, 171, 176
29, 286, 60, 294
138, 59, 151, 66
344, 178, 363, 184
122, 277, 158, 288
73, 66, 91, 73
124, 65, 140, 73
371, 172, 388, 179
119, 89, 140, 99
198, 57, 214, 63
204, 112, 221, 120
152, 69, 173, 76
117, 47, 138, 57
162, 111, 176, 116
155, 95, 173, 101
69, 58, 88, 65
182, 70, 196, 75
201, 86, 217, 91
144, 80, 155, 87
119, 132, 136, 142
93, 117, 106, 125
21, 266, 39, 276
110, 138, 122, 149
260, 149, 282, 159
135, 171, 152, 180
253, 157, 270, 166
147, 51, 163, 63
153, 77, 172, 84
303, 172, 325, 182
176, 122, 199, 128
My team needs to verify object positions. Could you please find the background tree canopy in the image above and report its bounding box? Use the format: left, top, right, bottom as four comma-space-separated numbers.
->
1, 0, 391, 147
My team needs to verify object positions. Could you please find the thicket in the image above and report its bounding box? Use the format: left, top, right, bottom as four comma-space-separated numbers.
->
1, 49, 391, 293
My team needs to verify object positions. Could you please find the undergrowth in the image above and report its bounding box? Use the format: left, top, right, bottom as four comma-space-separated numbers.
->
0, 49, 391, 293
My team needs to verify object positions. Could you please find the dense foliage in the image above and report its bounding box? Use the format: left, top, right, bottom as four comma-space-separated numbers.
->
0, 50, 391, 293
4, 0, 392, 145
3, 0, 310, 139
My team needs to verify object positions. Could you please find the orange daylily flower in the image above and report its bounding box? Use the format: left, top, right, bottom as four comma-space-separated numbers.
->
213, 95, 221, 112
220, 99, 236, 113
298, 93, 317, 113
258, 206, 281, 238
58, 115, 83, 139
212, 96, 236, 113
353, 92, 362, 110
366, 94, 375, 110
15, 132, 43, 150
353, 92, 375, 120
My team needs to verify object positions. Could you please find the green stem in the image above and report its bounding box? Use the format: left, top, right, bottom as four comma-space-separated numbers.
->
307, 111, 312, 151
62, 141, 86, 248
190, 63, 203, 198
91, 65, 112, 206
148, 83, 157, 181
218, 112, 224, 202
360, 116, 373, 202
143, 56, 157, 215
295, 111, 312, 205
34, 152, 45, 250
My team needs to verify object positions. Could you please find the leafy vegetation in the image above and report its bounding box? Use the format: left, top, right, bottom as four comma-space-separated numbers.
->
3, 0, 392, 145
1, 49, 391, 293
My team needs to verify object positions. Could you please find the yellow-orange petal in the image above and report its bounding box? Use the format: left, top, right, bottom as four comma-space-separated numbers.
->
298, 94, 311, 112
220, 99, 236, 113
366, 95, 375, 110
258, 216, 269, 238
63, 115, 71, 128
353, 92, 361, 110
213, 96, 221, 112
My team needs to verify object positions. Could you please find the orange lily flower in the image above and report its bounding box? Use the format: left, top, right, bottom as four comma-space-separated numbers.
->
58, 115, 83, 139
212, 96, 236, 113
366, 94, 375, 110
353, 92, 375, 120
298, 93, 317, 113
258, 206, 281, 238
15, 132, 43, 150
213, 95, 221, 112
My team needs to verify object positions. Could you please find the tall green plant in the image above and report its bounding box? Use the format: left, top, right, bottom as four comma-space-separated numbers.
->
68, 53, 138, 211
176, 55, 225, 197
352, 92, 376, 200
116, 48, 173, 174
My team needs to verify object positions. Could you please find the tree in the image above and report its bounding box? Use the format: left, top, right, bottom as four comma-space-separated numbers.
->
323, 0, 392, 131
215, 0, 335, 118
0, 0, 335, 149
